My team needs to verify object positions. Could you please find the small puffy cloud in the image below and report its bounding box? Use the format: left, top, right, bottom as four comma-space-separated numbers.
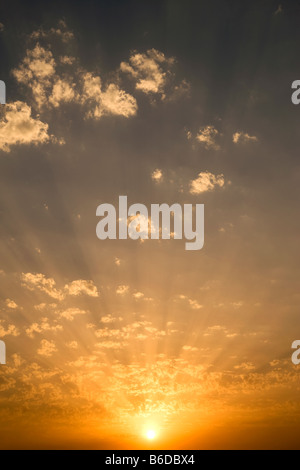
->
59, 308, 87, 321
49, 21, 74, 42
115, 257, 121, 267
182, 345, 198, 352
82, 73, 137, 119
120, 49, 174, 95
151, 168, 163, 183
100, 315, 123, 324
0, 321, 19, 337
30, 20, 74, 43
21, 273, 64, 300
5, 299, 18, 309
233, 131, 258, 144
0, 102, 50, 153
196, 126, 220, 150
37, 339, 57, 357
60, 56, 75, 65
188, 300, 203, 310
0, 23, 4, 32
34, 303, 57, 311
26, 318, 63, 338
133, 292, 145, 300
13, 45, 56, 108
100, 83, 137, 118
64, 280, 99, 298
116, 285, 129, 296
190, 171, 225, 194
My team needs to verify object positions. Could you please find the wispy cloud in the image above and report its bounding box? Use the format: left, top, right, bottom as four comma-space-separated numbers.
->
233, 131, 258, 144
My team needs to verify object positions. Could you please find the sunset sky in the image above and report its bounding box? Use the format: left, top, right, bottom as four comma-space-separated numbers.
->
1, 0, 300, 450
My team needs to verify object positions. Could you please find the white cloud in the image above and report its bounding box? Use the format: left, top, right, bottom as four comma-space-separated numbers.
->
188, 299, 203, 310
64, 280, 99, 298
59, 308, 87, 321
26, 318, 63, 338
116, 285, 129, 296
82, 73, 137, 119
13, 45, 56, 108
133, 292, 145, 300
5, 299, 18, 309
0, 321, 19, 337
30, 20, 74, 43
21, 273, 64, 300
120, 49, 175, 95
233, 131, 258, 144
196, 126, 220, 150
115, 257, 121, 267
190, 171, 225, 194
151, 168, 163, 183
0, 102, 50, 153
49, 79, 76, 107
37, 339, 57, 357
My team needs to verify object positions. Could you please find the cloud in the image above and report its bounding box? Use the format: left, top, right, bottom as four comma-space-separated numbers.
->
275, 5, 283, 15
196, 126, 220, 150
182, 345, 198, 352
100, 315, 123, 324
82, 73, 137, 119
0, 102, 50, 153
49, 79, 76, 107
120, 49, 175, 95
151, 168, 163, 183
0, 321, 19, 337
64, 280, 99, 298
37, 339, 57, 357
13, 45, 56, 108
188, 299, 203, 310
0, 23, 4, 32
175, 295, 203, 310
100, 83, 137, 118
21, 273, 64, 300
13, 34, 137, 121
115, 257, 121, 267
26, 318, 63, 338
233, 131, 258, 144
5, 299, 18, 309
133, 292, 145, 300
59, 308, 87, 321
190, 171, 225, 194
116, 285, 129, 296
30, 20, 75, 43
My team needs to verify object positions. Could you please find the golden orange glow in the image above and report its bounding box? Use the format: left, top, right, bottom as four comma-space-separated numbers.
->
1, 2, 300, 451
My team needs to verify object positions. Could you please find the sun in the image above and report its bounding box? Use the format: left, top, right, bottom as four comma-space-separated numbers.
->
146, 430, 156, 440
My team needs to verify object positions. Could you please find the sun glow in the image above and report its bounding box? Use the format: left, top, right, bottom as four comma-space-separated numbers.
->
146, 430, 156, 440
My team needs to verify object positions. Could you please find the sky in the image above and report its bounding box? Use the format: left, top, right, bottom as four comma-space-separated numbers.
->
0, 0, 300, 450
